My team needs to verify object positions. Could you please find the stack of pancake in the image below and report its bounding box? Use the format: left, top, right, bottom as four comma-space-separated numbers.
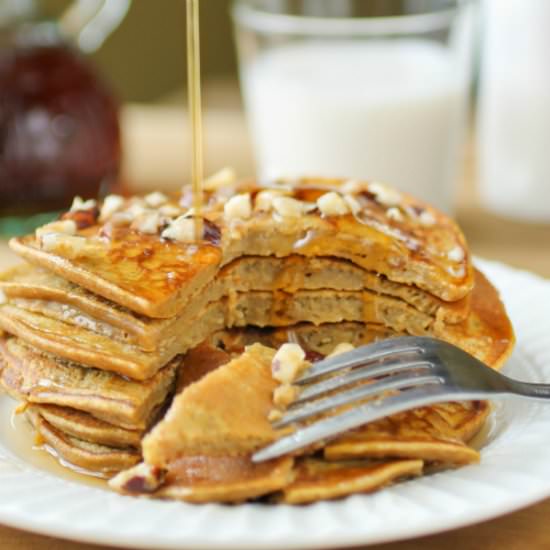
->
0, 176, 514, 500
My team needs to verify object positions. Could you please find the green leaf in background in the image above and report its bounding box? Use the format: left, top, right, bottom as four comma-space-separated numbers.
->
0, 212, 62, 238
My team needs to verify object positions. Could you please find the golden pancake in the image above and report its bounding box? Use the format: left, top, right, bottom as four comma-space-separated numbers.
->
10, 179, 472, 318
0, 256, 468, 351
32, 405, 142, 449
0, 269, 512, 379
27, 408, 140, 475
0, 338, 177, 430
323, 401, 489, 464
111, 455, 295, 504
280, 458, 423, 505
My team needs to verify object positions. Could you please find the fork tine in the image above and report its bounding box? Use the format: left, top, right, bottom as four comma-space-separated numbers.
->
273, 372, 442, 429
253, 387, 458, 463
297, 336, 428, 384
296, 359, 433, 403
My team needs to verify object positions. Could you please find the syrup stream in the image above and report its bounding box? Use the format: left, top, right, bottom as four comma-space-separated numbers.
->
187, 0, 204, 239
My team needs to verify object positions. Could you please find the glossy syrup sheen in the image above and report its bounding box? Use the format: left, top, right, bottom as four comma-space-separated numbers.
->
0, 396, 107, 489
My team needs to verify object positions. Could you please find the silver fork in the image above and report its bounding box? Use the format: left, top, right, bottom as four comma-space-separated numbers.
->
253, 336, 550, 462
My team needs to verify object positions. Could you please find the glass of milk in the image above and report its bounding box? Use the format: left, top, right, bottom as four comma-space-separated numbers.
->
232, 0, 477, 212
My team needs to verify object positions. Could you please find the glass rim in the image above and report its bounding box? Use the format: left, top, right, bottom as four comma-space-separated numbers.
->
232, 1, 470, 36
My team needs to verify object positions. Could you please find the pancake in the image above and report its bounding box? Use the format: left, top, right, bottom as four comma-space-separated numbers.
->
9, 178, 472, 318
280, 458, 423, 505
0, 269, 513, 379
323, 401, 489, 464
112, 455, 296, 503
0, 256, 468, 352
31, 405, 142, 449
27, 408, 140, 475
0, 338, 177, 430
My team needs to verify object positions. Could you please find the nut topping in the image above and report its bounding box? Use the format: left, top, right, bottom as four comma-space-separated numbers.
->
144, 191, 168, 208
272, 196, 305, 218
447, 245, 465, 262
40, 234, 88, 259
418, 210, 436, 226
99, 194, 125, 222
161, 216, 197, 243
271, 343, 307, 384
203, 167, 237, 191
386, 207, 404, 222
368, 182, 402, 207
328, 342, 355, 358
36, 220, 77, 241
254, 190, 287, 212
70, 196, 98, 212
224, 193, 252, 221
132, 212, 162, 235
317, 192, 350, 217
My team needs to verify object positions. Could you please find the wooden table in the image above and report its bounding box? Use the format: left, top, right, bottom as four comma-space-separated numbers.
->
1, 103, 550, 550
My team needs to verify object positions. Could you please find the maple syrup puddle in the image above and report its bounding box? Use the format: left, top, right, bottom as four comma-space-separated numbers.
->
0, 396, 107, 489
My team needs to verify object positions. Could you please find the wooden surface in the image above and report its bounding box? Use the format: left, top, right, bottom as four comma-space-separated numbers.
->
0, 101, 550, 550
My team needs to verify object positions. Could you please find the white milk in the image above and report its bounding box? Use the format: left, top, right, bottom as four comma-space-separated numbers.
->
241, 41, 467, 211
478, 0, 550, 222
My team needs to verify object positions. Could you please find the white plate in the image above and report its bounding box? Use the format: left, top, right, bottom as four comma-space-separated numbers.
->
0, 259, 549, 549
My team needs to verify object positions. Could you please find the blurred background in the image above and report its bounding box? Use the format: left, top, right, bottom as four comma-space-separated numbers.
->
0, 0, 549, 277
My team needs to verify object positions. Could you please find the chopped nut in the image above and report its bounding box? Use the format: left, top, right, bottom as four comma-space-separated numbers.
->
368, 181, 402, 207
341, 179, 363, 194
109, 463, 165, 494
40, 233, 88, 259
203, 167, 237, 191
224, 193, 252, 221
418, 210, 436, 226
109, 212, 133, 226
273, 384, 300, 408
386, 207, 404, 222
144, 191, 168, 208
447, 245, 465, 262
447, 264, 466, 278
36, 220, 77, 241
271, 343, 307, 384
344, 194, 362, 215
61, 207, 99, 229
317, 192, 350, 217
268, 409, 283, 422
159, 204, 182, 218
272, 196, 305, 218
70, 196, 98, 212
99, 194, 125, 222
126, 201, 148, 220
161, 216, 197, 242
254, 190, 286, 212
132, 212, 161, 234
328, 342, 355, 358
0, 290, 6, 305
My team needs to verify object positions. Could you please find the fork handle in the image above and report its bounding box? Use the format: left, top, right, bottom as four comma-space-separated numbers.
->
506, 378, 550, 399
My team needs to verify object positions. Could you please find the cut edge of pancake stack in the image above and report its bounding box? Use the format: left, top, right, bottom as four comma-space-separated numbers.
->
0, 175, 515, 501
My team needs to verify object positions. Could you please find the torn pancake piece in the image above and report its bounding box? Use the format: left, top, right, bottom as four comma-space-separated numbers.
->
142, 343, 279, 466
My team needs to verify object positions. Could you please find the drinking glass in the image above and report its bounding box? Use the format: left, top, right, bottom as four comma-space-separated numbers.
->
232, 0, 477, 212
